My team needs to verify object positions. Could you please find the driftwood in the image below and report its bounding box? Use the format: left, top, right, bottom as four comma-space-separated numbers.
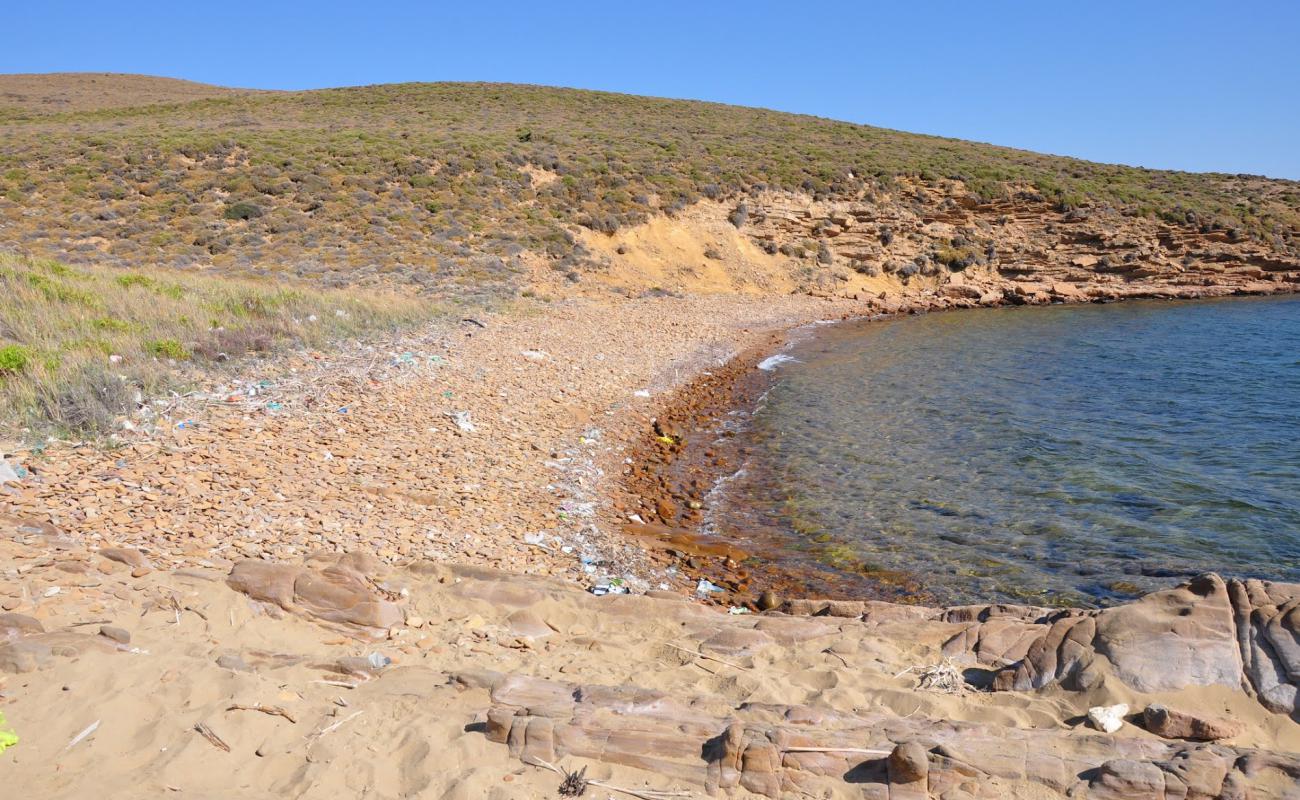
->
193, 722, 230, 752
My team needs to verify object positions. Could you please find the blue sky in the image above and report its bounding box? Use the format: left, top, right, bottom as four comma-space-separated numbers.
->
8, 1, 1299, 178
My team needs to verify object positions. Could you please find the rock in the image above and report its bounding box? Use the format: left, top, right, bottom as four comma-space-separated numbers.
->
506, 608, 553, 639
1088, 759, 1163, 800
992, 613, 1097, 691
226, 553, 403, 633
0, 639, 48, 673
1142, 704, 1244, 741
216, 653, 252, 672
976, 573, 1300, 714
0, 612, 44, 640
1087, 703, 1129, 734
0, 632, 114, 673
888, 741, 930, 783
1095, 573, 1241, 693
99, 547, 151, 570
98, 625, 131, 644
472, 670, 1300, 800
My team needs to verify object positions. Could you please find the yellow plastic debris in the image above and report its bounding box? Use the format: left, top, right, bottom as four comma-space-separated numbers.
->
0, 711, 17, 753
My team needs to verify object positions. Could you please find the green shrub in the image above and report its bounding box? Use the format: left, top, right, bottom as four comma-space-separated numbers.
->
223, 201, 264, 220
0, 344, 32, 373
145, 338, 190, 360
91, 317, 139, 332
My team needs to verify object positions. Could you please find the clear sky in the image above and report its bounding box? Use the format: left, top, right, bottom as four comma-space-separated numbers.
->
7, 1, 1299, 179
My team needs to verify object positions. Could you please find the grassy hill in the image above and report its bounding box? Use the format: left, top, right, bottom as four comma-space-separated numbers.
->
2, 77, 1297, 299
1, 74, 1298, 437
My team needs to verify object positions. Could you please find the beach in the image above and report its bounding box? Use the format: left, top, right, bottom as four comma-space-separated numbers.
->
6, 287, 1300, 798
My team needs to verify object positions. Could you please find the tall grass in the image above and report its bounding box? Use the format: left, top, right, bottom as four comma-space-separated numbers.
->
0, 252, 438, 436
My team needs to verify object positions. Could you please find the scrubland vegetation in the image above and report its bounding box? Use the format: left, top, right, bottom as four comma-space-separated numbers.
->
1, 80, 1297, 296
0, 252, 434, 434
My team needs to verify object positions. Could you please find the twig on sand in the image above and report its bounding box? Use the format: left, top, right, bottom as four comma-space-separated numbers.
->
312, 678, 358, 690
194, 722, 231, 752
523, 755, 693, 800
69, 619, 112, 628
783, 746, 892, 756
63, 720, 100, 751
822, 647, 851, 668
308, 710, 364, 742
227, 703, 297, 724
663, 642, 750, 671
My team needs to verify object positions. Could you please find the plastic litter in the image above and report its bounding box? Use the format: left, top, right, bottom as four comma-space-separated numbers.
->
0, 459, 20, 484
727, 606, 751, 615
633, 389, 651, 398
520, 349, 549, 361
589, 583, 629, 597
366, 652, 392, 670
447, 411, 476, 432
338, 406, 350, 414
695, 579, 725, 595
559, 501, 595, 517
175, 420, 195, 430
0, 711, 17, 753
265, 401, 283, 412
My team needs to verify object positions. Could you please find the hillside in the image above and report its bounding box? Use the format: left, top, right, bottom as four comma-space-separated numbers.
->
1, 76, 1298, 301
0, 73, 257, 114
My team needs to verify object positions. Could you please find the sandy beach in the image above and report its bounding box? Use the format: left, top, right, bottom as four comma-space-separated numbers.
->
5, 290, 1300, 799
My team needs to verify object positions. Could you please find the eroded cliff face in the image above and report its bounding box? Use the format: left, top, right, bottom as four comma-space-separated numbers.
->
576, 183, 1300, 305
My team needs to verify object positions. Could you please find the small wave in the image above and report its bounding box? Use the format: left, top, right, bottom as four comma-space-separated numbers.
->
757, 353, 799, 371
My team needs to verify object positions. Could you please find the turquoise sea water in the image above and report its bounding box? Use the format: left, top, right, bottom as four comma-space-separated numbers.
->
714, 296, 1300, 606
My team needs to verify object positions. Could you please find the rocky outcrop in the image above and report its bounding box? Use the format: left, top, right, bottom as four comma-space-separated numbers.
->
737, 188, 1300, 307
467, 671, 1299, 799
934, 573, 1300, 718
225, 551, 404, 635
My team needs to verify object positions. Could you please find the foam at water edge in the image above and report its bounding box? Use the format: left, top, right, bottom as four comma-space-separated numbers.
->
757, 354, 798, 371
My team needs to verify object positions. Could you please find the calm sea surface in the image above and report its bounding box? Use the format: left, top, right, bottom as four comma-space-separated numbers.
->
712, 296, 1300, 606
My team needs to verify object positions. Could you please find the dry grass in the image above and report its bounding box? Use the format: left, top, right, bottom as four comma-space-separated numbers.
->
0, 251, 439, 436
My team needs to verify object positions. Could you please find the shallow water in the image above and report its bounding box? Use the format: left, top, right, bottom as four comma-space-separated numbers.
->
713, 296, 1300, 606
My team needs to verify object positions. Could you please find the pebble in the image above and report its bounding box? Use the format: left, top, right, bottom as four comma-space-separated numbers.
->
99, 625, 131, 644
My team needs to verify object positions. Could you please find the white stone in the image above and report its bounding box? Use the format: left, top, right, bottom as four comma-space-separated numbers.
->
1087, 703, 1129, 733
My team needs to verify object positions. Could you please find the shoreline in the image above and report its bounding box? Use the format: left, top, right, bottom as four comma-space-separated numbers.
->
617, 287, 1300, 610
